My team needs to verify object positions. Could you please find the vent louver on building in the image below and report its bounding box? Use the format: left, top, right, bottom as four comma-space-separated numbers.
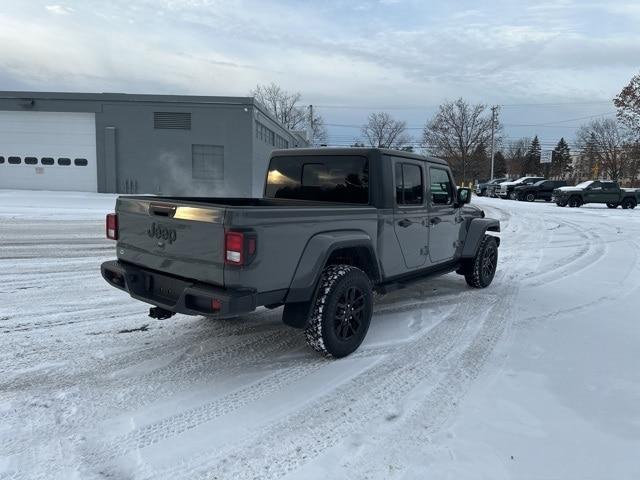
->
154, 112, 192, 130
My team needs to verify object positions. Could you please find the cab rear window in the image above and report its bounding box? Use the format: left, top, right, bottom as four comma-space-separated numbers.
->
265, 155, 369, 204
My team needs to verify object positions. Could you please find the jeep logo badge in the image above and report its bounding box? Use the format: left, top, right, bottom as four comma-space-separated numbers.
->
147, 222, 177, 244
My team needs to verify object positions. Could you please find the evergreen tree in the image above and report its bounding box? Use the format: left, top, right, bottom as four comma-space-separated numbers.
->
493, 151, 507, 177
523, 135, 541, 175
550, 138, 572, 179
469, 142, 489, 180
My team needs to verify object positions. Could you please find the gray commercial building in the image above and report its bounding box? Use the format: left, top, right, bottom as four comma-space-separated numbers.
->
0, 92, 309, 196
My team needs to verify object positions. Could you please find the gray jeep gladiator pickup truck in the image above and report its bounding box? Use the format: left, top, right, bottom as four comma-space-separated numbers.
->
101, 148, 500, 357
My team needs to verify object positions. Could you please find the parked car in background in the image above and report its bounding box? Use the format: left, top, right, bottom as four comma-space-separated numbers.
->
552, 180, 640, 208
515, 180, 568, 202
496, 177, 546, 199
475, 178, 508, 197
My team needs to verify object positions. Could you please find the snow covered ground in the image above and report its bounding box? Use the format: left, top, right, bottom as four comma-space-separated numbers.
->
1, 189, 639, 480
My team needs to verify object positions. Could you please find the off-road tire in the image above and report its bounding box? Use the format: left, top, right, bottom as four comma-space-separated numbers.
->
304, 265, 373, 358
568, 196, 582, 208
621, 198, 637, 210
606, 202, 618, 209
525, 192, 536, 202
464, 235, 498, 289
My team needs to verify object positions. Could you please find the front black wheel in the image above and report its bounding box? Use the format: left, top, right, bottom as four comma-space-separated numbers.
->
568, 196, 582, 208
525, 192, 536, 202
606, 202, 618, 209
304, 265, 373, 358
464, 235, 498, 288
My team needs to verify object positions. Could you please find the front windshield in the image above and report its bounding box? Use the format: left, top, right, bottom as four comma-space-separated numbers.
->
575, 181, 594, 188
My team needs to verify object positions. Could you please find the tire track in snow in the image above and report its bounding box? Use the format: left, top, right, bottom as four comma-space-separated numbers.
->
143, 287, 515, 480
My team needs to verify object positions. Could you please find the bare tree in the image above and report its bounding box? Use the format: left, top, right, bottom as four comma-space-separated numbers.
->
422, 98, 498, 182
576, 119, 629, 181
614, 71, 640, 139
505, 137, 531, 177
361, 112, 411, 149
250, 82, 327, 145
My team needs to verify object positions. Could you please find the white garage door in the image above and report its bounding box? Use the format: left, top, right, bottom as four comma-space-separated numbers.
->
0, 111, 97, 192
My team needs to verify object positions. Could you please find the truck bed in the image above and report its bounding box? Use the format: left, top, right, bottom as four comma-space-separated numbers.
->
115, 195, 379, 293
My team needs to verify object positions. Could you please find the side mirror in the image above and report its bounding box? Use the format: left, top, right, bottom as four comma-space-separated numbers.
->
456, 187, 472, 206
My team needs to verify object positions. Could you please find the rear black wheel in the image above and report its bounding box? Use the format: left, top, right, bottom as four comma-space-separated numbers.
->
464, 235, 498, 289
304, 265, 373, 358
621, 198, 637, 209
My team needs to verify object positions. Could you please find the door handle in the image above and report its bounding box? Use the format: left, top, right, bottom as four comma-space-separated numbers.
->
430, 217, 442, 225
398, 218, 413, 228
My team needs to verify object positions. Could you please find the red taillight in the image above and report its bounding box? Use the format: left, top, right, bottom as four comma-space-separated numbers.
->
211, 299, 222, 312
225, 231, 244, 265
106, 213, 118, 240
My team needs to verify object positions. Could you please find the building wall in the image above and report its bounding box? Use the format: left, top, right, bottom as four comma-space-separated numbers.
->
97, 102, 254, 196
0, 92, 308, 196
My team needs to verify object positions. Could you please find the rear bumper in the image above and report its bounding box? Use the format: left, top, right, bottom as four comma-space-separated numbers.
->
101, 260, 258, 317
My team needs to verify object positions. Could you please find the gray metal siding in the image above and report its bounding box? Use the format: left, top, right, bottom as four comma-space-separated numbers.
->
0, 91, 309, 195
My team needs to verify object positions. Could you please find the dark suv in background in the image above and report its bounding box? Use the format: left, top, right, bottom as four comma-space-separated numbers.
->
475, 178, 508, 197
515, 180, 568, 202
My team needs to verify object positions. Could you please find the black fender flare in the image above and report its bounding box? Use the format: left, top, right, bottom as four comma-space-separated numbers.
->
282, 230, 379, 328
461, 218, 501, 259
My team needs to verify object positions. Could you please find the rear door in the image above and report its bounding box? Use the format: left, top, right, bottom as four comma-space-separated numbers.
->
392, 161, 429, 269
116, 197, 226, 286
602, 182, 621, 203
427, 166, 459, 264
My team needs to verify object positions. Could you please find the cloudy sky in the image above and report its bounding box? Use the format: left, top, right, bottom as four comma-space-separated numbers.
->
1, 0, 638, 148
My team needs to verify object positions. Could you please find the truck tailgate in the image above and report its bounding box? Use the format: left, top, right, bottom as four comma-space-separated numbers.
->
115, 197, 225, 286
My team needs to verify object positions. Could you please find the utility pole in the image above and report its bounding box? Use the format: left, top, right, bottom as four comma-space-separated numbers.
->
308, 104, 314, 146
490, 105, 498, 180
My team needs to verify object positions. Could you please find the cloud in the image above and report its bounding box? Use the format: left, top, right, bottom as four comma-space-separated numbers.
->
45, 4, 74, 15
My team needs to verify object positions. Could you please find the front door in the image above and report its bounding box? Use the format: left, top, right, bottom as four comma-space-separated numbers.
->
393, 161, 429, 269
584, 181, 603, 203
427, 166, 460, 264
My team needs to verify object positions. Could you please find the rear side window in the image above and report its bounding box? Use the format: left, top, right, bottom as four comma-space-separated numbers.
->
430, 167, 454, 205
395, 163, 424, 205
265, 155, 369, 204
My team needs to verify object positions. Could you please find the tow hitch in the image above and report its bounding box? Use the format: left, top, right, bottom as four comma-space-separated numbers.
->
149, 306, 175, 320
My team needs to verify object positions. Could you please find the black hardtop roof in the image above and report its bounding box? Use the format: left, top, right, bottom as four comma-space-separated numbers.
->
271, 147, 448, 166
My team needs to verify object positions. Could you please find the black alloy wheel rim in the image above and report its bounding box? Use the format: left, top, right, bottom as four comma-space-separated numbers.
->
334, 286, 365, 340
482, 245, 497, 279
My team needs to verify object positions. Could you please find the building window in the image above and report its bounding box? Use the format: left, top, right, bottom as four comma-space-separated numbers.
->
192, 144, 224, 180
154, 112, 191, 130
74, 158, 88, 166
41, 157, 54, 165
58, 158, 71, 166
25, 157, 38, 165
255, 120, 278, 146
8, 156, 21, 164
275, 134, 289, 149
